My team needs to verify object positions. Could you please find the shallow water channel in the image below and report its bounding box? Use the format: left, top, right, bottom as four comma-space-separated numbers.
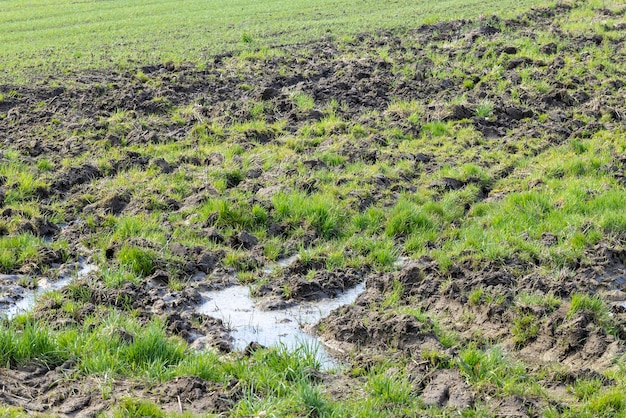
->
0, 260, 97, 319
197, 281, 366, 368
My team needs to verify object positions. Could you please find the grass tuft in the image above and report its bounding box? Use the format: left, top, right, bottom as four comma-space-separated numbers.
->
117, 245, 157, 276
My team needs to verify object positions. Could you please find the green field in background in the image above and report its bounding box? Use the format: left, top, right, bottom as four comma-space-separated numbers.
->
1, 0, 548, 83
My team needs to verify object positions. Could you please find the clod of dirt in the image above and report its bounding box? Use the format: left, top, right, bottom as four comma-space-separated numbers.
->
464, 26, 500, 42
151, 157, 176, 174
320, 305, 442, 356
204, 227, 225, 244
445, 104, 474, 121
543, 89, 574, 107
541, 232, 558, 247
501, 45, 519, 55
169, 243, 187, 257
613, 22, 626, 31
247, 167, 263, 179
52, 163, 101, 193
168, 244, 223, 276
501, 106, 533, 120
540, 42, 558, 54
260, 87, 281, 101
83, 192, 130, 215
151, 376, 241, 415
198, 251, 221, 273
256, 263, 365, 303
231, 230, 258, 250
256, 184, 287, 200
421, 369, 474, 410
146, 269, 170, 287
181, 189, 217, 209
37, 247, 66, 265
243, 341, 266, 356
507, 57, 535, 70
166, 312, 232, 352
555, 368, 613, 385
17, 217, 59, 237
429, 177, 465, 191
491, 395, 539, 418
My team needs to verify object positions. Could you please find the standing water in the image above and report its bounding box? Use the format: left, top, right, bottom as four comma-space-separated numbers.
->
196, 281, 365, 368
0, 260, 97, 319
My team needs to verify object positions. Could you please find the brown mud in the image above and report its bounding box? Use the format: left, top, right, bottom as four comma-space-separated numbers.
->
320, 245, 626, 369
0, 365, 240, 417
1, 2, 626, 416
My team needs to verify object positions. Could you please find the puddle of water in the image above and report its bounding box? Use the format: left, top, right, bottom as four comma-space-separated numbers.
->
1, 260, 97, 319
197, 281, 365, 368
262, 254, 299, 274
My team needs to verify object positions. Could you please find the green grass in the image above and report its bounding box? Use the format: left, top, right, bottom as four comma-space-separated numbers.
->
0, 406, 29, 418
567, 293, 616, 335
458, 345, 532, 394
385, 197, 435, 238
117, 245, 157, 277
0, 151, 49, 204
0, 0, 547, 83
0, 318, 65, 367
113, 398, 166, 418
273, 191, 348, 240
0, 314, 186, 377
366, 370, 413, 406
511, 313, 540, 347
0, 234, 66, 273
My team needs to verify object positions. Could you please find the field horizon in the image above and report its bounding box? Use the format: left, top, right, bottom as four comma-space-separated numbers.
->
1, 0, 549, 84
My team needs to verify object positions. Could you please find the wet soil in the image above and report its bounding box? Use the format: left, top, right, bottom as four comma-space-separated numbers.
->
1, 1, 626, 416
0, 365, 240, 417
0, 260, 96, 319
319, 251, 626, 369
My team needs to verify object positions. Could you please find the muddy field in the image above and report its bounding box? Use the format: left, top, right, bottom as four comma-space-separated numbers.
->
1, 2, 626, 417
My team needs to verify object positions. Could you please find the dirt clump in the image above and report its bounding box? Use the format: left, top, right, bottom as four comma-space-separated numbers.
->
420, 369, 474, 410
319, 304, 443, 356
150, 376, 241, 415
